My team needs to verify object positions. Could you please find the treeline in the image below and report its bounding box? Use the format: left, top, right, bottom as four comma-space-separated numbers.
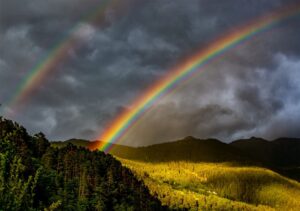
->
0, 117, 165, 210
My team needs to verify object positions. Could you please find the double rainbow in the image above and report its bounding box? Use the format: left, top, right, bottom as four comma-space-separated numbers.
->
90, 3, 300, 153
2, 1, 300, 152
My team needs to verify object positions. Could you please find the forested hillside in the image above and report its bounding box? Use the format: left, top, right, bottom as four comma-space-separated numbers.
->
121, 159, 300, 210
0, 117, 164, 210
231, 137, 300, 181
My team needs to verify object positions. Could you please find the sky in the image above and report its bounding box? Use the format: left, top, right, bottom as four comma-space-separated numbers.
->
1, 0, 300, 146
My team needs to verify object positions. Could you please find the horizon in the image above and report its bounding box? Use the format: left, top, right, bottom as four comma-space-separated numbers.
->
52, 134, 300, 148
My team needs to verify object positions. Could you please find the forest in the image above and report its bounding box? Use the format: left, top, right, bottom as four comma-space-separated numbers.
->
0, 117, 164, 210
2, 116, 300, 210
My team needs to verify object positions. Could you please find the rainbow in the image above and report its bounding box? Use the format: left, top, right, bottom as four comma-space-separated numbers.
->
90, 3, 300, 153
2, 0, 119, 116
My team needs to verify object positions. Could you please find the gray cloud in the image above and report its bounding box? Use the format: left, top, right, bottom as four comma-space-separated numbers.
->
0, 0, 300, 144
122, 52, 300, 146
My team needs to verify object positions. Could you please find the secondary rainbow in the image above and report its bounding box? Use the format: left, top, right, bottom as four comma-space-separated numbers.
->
90, 3, 300, 153
2, 0, 119, 115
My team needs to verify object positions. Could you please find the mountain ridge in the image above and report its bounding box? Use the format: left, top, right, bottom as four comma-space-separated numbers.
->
52, 136, 300, 181
52, 136, 300, 166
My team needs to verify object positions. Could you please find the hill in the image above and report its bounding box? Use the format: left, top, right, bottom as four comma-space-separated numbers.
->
0, 117, 164, 210
54, 136, 250, 163
52, 139, 91, 148
230, 137, 300, 167
53, 136, 300, 169
53, 137, 300, 182
52, 135, 300, 210
230, 137, 300, 181
120, 159, 300, 210
110, 136, 250, 163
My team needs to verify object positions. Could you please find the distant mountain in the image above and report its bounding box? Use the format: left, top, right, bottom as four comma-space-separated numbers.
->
53, 136, 300, 166
230, 137, 300, 181
112, 136, 250, 163
54, 136, 249, 163
230, 137, 300, 167
53, 136, 300, 181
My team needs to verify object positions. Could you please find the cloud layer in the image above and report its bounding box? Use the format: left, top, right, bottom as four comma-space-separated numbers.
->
1, 0, 300, 145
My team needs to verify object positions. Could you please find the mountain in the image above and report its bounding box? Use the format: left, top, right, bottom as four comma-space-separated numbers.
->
53, 136, 300, 181
56, 136, 300, 167
0, 117, 164, 210
230, 137, 300, 181
230, 137, 300, 167
54, 137, 249, 163
110, 136, 250, 163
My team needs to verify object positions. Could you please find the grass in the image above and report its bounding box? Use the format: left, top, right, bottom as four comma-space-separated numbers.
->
118, 159, 300, 210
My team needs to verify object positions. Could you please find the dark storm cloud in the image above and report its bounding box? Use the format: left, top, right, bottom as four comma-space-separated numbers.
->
1, 0, 300, 144
123, 52, 300, 146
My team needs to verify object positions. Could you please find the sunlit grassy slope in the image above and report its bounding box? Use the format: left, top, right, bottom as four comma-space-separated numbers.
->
119, 158, 300, 211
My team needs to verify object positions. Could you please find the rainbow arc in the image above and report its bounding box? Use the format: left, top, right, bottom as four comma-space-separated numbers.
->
90, 3, 300, 153
2, 1, 300, 153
